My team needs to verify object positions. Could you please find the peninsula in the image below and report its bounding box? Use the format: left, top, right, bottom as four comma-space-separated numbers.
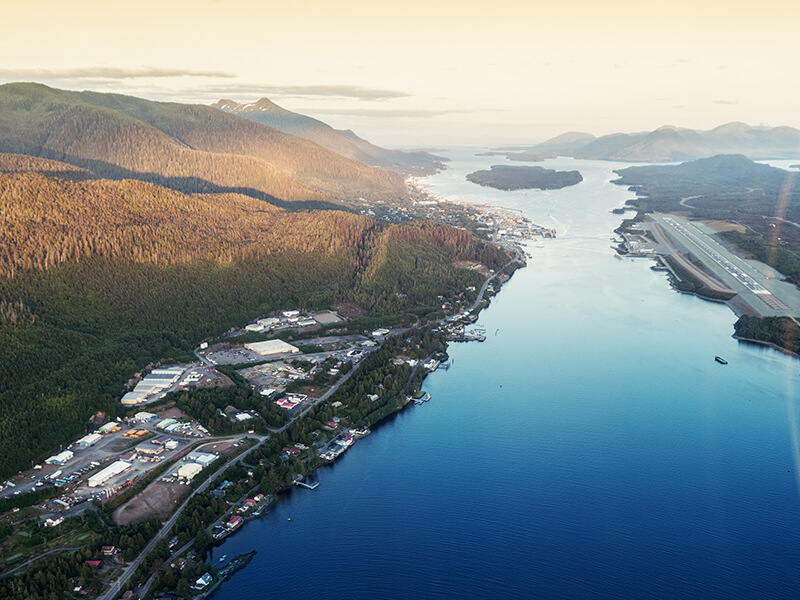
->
466, 165, 583, 191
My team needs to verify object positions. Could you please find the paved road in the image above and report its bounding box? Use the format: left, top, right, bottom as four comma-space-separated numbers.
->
98, 436, 268, 600
0, 545, 85, 578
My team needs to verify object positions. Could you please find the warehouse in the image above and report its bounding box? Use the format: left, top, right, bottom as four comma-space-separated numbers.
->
136, 443, 164, 456
46, 450, 74, 465
244, 339, 300, 356
150, 367, 184, 377
178, 462, 203, 480
98, 422, 119, 434
77, 433, 102, 447
134, 411, 156, 422
89, 460, 131, 487
121, 391, 147, 406
187, 451, 218, 466
157, 418, 177, 430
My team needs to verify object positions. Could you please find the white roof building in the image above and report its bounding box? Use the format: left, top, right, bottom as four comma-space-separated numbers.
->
77, 433, 102, 447
178, 462, 203, 480
46, 450, 74, 465
88, 460, 131, 487
98, 422, 119, 433
244, 339, 300, 356
121, 391, 147, 406
187, 451, 218, 466
134, 411, 156, 422
157, 418, 177, 430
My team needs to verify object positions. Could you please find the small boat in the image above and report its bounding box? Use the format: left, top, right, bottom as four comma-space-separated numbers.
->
287, 518, 293, 521
715, 356, 728, 365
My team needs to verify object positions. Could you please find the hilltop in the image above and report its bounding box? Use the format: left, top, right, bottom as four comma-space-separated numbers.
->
212, 98, 446, 175
531, 123, 800, 162
0, 83, 408, 208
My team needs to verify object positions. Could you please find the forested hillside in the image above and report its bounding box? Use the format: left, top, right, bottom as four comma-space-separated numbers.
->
0, 83, 407, 208
0, 159, 508, 478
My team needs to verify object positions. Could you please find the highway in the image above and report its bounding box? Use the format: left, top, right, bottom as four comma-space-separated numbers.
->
98, 435, 268, 600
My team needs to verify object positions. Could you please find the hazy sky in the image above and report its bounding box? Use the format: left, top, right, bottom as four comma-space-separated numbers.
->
2, 0, 799, 146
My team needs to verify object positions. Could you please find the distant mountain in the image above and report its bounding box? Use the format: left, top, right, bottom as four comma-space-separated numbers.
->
529, 131, 596, 154
212, 98, 446, 175
0, 83, 408, 208
533, 123, 800, 162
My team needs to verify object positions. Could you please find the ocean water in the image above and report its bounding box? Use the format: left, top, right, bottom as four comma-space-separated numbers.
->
209, 152, 800, 599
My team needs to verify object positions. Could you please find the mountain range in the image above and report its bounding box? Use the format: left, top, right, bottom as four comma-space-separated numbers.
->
529, 123, 800, 162
212, 98, 446, 175
0, 82, 408, 209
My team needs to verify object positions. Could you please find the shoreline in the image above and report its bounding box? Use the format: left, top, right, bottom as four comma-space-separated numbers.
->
195, 236, 524, 597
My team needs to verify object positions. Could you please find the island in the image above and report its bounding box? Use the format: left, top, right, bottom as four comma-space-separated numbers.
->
466, 165, 583, 190
474, 150, 555, 162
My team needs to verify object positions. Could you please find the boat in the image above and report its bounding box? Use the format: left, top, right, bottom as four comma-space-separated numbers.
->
715, 356, 728, 365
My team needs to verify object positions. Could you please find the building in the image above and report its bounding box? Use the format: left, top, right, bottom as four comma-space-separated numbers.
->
134, 411, 156, 422
245, 323, 265, 332
157, 418, 177, 430
178, 462, 203, 480
282, 310, 300, 318
45, 516, 64, 527
194, 573, 213, 590
312, 311, 342, 325
136, 444, 163, 456
371, 328, 390, 336
257, 317, 280, 328
98, 422, 119, 434
88, 461, 131, 487
46, 450, 74, 465
121, 392, 147, 406
165, 440, 179, 450
187, 451, 217, 466
77, 433, 102, 447
227, 514, 243, 530
244, 339, 300, 356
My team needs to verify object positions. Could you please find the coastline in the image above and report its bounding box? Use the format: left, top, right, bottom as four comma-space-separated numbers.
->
193, 238, 524, 598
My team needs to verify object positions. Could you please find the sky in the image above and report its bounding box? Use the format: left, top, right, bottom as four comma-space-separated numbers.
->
2, 0, 799, 147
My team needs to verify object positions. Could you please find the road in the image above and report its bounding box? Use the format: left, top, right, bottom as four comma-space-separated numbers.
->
0, 545, 86, 578
98, 435, 268, 600
102, 249, 522, 598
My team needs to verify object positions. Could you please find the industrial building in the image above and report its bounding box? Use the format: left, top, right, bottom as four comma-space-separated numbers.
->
157, 418, 177, 430
98, 422, 119, 434
244, 339, 300, 356
121, 391, 147, 406
134, 411, 156, 422
77, 433, 102, 447
136, 443, 163, 456
46, 450, 74, 465
178, 462, 203, 480
186, 451, 217, 466
88, 460, 131, 487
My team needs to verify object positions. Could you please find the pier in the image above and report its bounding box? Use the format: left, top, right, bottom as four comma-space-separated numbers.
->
293, 479, 319, 489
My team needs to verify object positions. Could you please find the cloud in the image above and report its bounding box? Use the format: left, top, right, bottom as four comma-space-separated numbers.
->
0, 66, 235, 80
300, 107, 463, 118
185, 83, 410, 101
713, 99, 739, 105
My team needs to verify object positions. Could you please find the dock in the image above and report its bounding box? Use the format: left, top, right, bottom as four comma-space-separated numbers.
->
293, 479, 319, 489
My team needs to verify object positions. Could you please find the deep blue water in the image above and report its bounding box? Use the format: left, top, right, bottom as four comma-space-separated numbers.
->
209, 152, 800, 599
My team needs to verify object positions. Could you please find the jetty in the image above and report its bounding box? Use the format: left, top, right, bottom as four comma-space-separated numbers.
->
293, 479, 319, 489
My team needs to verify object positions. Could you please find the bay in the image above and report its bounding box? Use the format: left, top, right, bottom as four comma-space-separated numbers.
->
209, 151, 800, 599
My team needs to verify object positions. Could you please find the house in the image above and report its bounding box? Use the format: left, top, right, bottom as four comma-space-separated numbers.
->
86, 559, 102, 567
227, 515, 243, 530
101, 545, 118, 556
244, 498, 256, 508
194, 573, 213, 590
